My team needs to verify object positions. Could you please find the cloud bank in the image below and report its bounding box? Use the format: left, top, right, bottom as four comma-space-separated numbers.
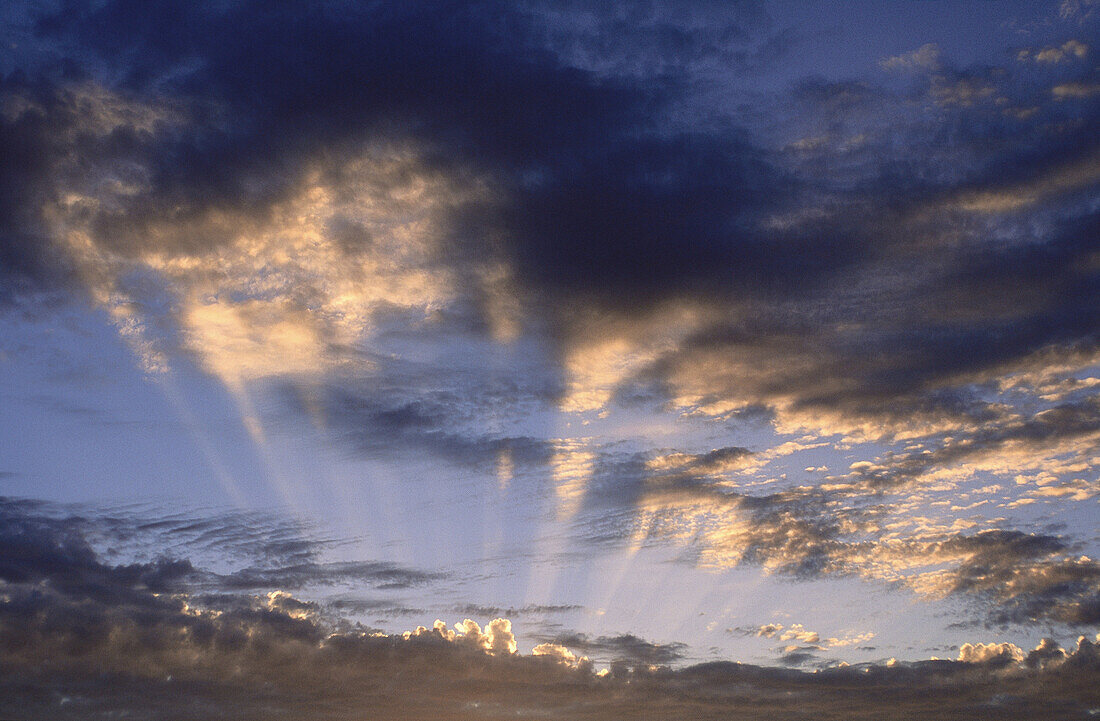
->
2, 497, 1100, 720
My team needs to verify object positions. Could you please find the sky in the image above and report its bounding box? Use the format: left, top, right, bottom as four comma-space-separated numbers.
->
1, 0, 1099, 718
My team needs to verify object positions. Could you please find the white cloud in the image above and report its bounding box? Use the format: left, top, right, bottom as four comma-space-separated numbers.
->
958, 641, 1025, 665
404, 618, 518, 656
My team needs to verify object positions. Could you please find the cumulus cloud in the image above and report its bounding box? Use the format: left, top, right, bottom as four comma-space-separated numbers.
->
404, 618, 517, 656
531, 641, 588, 667
959, 636, 1100, 673
958, 641, 1026, 666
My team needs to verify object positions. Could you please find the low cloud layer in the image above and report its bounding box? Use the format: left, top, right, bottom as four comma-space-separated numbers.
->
2, 497, 1100, 720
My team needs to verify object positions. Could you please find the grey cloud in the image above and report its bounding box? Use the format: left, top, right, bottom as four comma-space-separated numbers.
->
456, 603, 584, 618
599, 53, 1100, 430
324, 597, 427, 618
1028, 638, 1070, 669
523, 1, 778, 79
0, 497, 444, 599
213, 560, 443, 592
778, 648, 819, 666
541, 631, 688, 667
672, 446, 754, 474
12, 599, 1100, 721
269, 362, 561, 470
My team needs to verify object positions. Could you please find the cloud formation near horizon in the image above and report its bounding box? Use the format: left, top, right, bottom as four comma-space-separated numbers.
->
2, 497, 1100, 720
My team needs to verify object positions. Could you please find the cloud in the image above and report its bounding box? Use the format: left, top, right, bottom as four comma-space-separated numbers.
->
539, 632, 687, 667
406, 617, 518, 656
1027, 637, 1070, 669
959, 641, 1026, 666
736, 623, 873, 650
301, 382, 556, 470
880, 43, 941, 71
3, 3, 1100, 694
213, 560, 444, 591
1060, 0, 1100, 21
455, 603, 585, 618
523, 2, 779, 80
602, 435, 1100, 627
1, 0, 1095, 455
1052, 81, 1100, 98
842, 396, 1100, 491
8, 1, 789, 311
778, 624, 819, 644
779, 647, 819, 666
647, 446, 754, 476
531, 641, 587, 668
0, 497, 444, 600
1017, 40, 1090, 64
3, 496, 1100, 719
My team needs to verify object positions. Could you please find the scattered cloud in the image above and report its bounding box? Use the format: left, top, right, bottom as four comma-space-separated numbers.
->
880, 43, 941, 71
1052, 81, 1100, 98
737, 622, 876, 650
1017, 40, 1090, 63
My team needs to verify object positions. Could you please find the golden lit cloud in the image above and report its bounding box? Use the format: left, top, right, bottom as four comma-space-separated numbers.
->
559, 302, 711, 414
955, 150, 1100, 213
181, 300, 325, 385
531, 642, 587, 667
152, 150, 491, 384
404, 618, 518, 656
957, 641, 1025, 664
39, 85, 520, 386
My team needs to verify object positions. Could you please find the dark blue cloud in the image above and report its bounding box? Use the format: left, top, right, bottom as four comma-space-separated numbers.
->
1, 0, 1095, 422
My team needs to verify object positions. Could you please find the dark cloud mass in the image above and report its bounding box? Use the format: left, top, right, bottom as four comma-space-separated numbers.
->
0, 0, 1095, 422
